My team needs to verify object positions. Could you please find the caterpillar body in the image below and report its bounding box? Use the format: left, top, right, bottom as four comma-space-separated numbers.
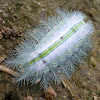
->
6, 10, 94, 89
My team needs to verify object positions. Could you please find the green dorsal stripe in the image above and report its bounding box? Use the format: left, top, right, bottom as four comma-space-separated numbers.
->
27, 21, 84, 66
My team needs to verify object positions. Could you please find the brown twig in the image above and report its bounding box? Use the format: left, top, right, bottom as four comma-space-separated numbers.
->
0, 65, 18, 76
59, 74, 80, 100
0, 55, 7, 63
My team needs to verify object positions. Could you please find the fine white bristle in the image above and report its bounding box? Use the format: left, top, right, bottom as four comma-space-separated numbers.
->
5, 9, 94, 90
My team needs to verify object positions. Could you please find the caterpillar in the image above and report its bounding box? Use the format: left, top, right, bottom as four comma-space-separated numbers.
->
5, 9, 94, 90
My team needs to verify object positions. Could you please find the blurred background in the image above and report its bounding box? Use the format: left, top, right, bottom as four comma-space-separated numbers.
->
0, 0, 100, 100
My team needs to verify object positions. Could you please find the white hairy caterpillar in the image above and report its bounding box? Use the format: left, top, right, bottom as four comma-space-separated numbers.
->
5, 10, 94, 90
